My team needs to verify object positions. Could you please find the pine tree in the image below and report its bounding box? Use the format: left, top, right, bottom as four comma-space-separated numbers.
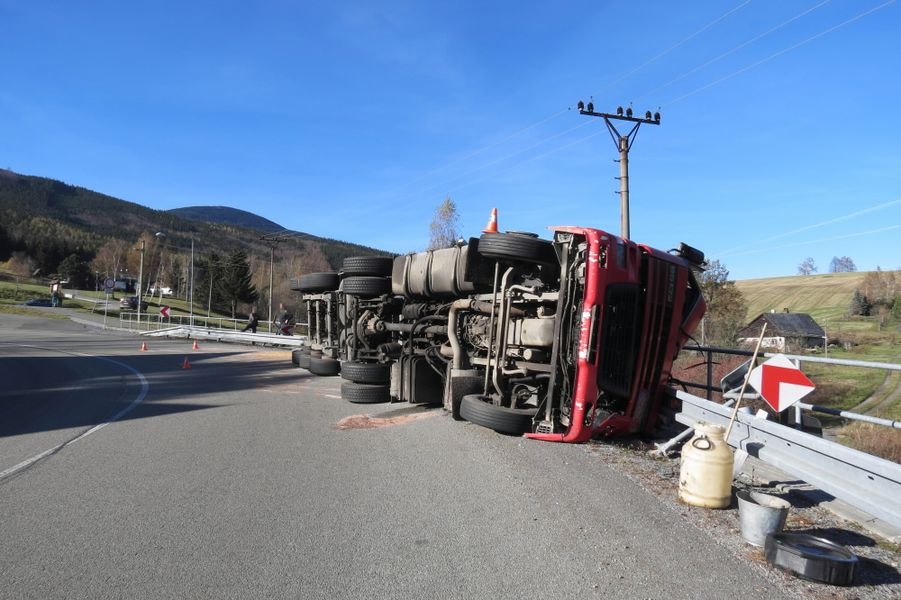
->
218, 250, 259, 318
849, 289, 871, 316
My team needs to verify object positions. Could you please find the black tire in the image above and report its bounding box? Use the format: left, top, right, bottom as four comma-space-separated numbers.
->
308, 356, 341, 376
291, 348, 304, 366
299, 272, 340, 293
478, 232, 556, 265
341, 382, 390, 404
298, 352, 312, 370
340, 361, 390, 384
342, 256, 393, 277
459, 394, 537, 435
342, 276, 390, 298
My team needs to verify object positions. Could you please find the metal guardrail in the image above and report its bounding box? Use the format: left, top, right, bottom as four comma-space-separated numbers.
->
144, 325, 307, 348
679, 344, 901, 399
678, 344, 901, 430
117, 313, 310, 337
675, 390, 901, 530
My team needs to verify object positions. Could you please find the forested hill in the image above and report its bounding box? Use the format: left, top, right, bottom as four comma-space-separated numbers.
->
0, 169, 390, 290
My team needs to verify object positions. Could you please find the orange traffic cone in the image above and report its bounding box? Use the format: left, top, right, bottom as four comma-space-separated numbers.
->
140, 341, 148, 352
192, 339, 200, 350
182, 356, 191, 369
482, 207, 498, 233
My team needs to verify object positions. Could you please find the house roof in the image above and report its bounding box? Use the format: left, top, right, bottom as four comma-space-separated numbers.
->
739, 312, 825, 338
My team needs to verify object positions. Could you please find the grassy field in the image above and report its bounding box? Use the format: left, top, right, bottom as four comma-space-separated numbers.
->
735, 271, 868, 323
0, 278, 227, 324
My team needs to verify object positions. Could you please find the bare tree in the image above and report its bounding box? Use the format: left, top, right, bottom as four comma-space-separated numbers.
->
829, 256, 857, 273
797, 257, 817, 276
697, 259, 748, 345
428, 196, 461, 250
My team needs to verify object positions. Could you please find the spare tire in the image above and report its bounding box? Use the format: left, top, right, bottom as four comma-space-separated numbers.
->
478, 232, 556, 265
308, 357, 341, 376
342, 256, 393, 277
459, 394, 537, 435
299, 272, 340, 293
342, 276, 391, 298
341, 382, 390, 404
340, 361, 390, 384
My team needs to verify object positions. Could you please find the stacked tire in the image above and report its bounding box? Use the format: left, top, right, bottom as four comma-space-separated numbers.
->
339, 255, 394, 403
340, 256, 393, 298
340, 361, 391, 404
296, 271, 341, 376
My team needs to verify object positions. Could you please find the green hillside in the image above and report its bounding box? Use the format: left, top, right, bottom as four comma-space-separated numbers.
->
735, 272, 869, 323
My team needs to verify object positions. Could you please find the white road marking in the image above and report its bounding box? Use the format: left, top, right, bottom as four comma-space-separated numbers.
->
0, 347, 149, 482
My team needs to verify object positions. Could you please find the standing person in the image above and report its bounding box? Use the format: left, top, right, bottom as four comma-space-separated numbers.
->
276, 303, 292, 335
241, 309, 259, 333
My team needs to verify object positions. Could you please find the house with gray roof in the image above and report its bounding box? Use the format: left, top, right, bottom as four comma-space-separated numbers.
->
737, 311, 826, 352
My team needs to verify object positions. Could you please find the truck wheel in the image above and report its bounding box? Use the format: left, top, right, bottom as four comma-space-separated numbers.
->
478, 232, 556, 265
308, 357, 341, 376
342, 256, 393, 277
342, 276, 390, 297
299, 272, 340, 292
342, 382, 390, 404
460, 394, 537, 435
340, 361, 390, 384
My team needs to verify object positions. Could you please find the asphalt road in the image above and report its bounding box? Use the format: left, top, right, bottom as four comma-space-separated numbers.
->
0, 314, 797, 600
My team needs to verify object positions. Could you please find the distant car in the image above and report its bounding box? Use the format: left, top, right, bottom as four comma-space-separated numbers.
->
120, 296, 149, 311
24, 298, 52, 307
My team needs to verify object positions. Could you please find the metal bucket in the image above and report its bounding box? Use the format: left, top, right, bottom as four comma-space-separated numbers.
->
737, 489, 791, 547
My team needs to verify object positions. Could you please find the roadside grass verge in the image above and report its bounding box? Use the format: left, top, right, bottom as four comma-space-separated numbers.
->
835, 423, 901, 463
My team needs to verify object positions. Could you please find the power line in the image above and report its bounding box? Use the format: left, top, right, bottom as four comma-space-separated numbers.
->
662, 0, 896, 107
636, 0, 833, 103
374, 3, 756, 207
346, 0, 894, 230
716, 197, 901, 256
721, 223, 901, 258
590, 0, 753, 98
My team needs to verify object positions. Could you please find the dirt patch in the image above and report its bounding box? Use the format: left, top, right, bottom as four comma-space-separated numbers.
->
336, 411, 438, 430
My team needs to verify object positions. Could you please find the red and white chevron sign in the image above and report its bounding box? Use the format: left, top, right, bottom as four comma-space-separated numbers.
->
748, 354, 815, 412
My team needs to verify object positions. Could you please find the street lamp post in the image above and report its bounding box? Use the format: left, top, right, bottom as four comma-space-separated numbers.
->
136, 239, 145, 327
154, 232, 167, 314
268, 244, 274, 334
189, 238, 194, 329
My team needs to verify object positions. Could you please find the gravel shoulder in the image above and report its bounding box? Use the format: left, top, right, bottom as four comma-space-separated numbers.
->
582, 439, 901, 600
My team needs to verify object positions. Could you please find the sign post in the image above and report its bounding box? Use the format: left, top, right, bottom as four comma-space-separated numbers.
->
103, 277, 114, 328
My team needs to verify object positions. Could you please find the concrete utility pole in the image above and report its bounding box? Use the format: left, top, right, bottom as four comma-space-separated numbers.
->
260, 232, 293, 333
136, 239, 145, 326
577, 100, 660, 240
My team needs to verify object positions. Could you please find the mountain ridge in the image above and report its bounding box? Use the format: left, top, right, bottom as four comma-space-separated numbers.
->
168, 206, 288, 235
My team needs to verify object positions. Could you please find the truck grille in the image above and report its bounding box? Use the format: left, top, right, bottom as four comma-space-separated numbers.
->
597, 284, 640, 399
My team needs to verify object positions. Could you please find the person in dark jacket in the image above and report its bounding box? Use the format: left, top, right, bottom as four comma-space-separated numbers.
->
242, 309, 259, 333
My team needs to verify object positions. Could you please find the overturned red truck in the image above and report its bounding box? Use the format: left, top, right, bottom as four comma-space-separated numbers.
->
293, 224, 706, 443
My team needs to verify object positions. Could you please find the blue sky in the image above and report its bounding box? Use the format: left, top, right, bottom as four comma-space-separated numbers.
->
2, 0, 899, 280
